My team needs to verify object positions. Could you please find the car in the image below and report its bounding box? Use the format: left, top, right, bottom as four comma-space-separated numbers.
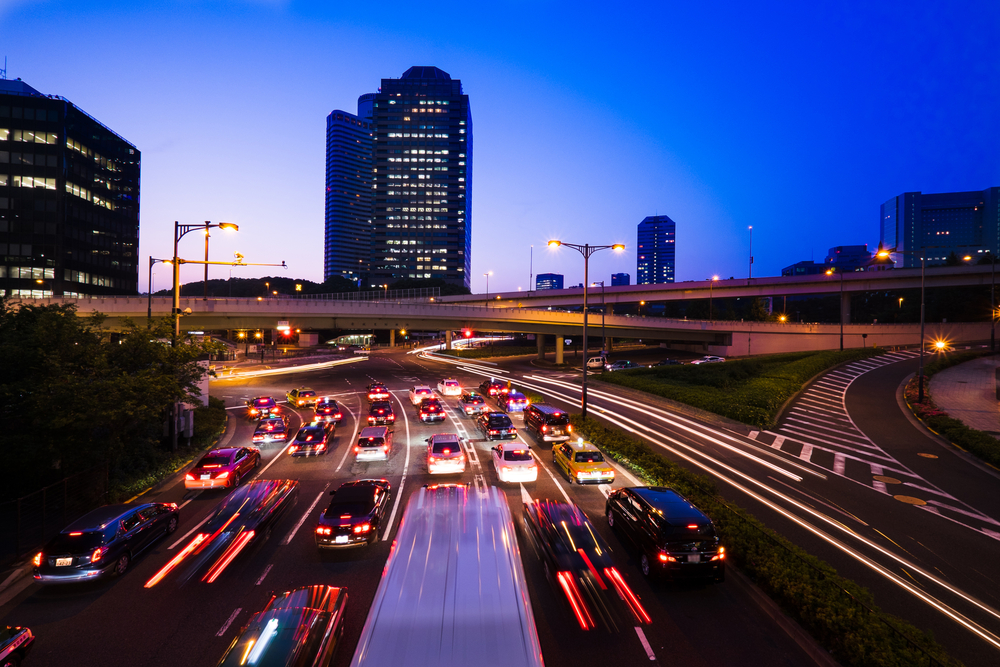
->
653, 359, 682, 366
437, 378, 462, 396
33, 502, 180, 583
354, 426, 391, 461
286, 386, 318, 408
144, 479, 299, 587
491, 442, 537, 483
0, 625, 35, 667
689, 355, 726, 365
479, 378, 509, 399
367, 382, 391, 402
605, 486, 725, 582
476, 412, 518, 440
418, 397, 446, 423
426, 433, 467, 474
252, 415, 290, 444
497, 391, 529, 413
216, 585, 347, 666
315, 479, 392, 548
553, 439, 615, 485
458, 390, 490, 416
524, 403, 573, 443
586, 356, 607, 370
289, 422, 335, 457
314, 397, 344, 424
521, 500, 650, 630
185, 447, 261, 489
408, 385, 435, 405
605, 360, 639, 371
246, 396, 277, 418
368, 401, 395, 425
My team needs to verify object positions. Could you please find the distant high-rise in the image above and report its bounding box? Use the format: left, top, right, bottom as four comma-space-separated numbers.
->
611, 272, 630, 286
880, 188, 1000, 268
324, 101, 373, 284
636, 215, 676, 285
368, 67, 472, 288
535, 273, 563, 290
1, 79, 140, 297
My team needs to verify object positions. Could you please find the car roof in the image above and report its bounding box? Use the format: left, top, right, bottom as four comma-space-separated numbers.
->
412, 385, 432, 390
331, 485, 380, 504
207, 447, 239, 456
496, 441, 529, 451
485, 412, 509, 419
64, 503, 148, 531
565, 440, 600, 452
430, 433, 460, 443
630, 487, 709, 523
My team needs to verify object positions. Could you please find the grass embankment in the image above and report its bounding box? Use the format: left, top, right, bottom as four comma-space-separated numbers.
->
905, 349, 1000, 468
568, 414, 960, 667
596, 349, 886, 428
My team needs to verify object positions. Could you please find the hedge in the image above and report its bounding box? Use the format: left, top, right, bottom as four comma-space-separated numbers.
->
569, 414, 960, 667
905, 376, 1000, 469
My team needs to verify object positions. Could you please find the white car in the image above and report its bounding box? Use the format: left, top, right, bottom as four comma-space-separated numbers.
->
437, 378, 462, 396
491, 442, 538, 483
586, 356, 606, 370
427, 433, 467, 474
408, 385, 435, 405
690, 355, 726, 365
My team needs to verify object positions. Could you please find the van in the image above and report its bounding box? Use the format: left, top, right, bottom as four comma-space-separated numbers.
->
355, 426, 392, 461
586, 356, 606, 370
524, 403, 572, 443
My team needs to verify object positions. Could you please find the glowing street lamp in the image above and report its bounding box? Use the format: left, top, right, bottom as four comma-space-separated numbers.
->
825, 267, 846, 351
709, 275, 719, 320
172, 221, 238, 343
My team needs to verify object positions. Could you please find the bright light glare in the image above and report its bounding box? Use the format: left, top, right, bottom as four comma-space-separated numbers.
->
247, 617, 278, 664
218, 223, 239, 232
612, 244, 625, 251
547, 240, 561, 247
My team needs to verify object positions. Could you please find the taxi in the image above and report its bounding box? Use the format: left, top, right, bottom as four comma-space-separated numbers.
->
553, 439, 615, 485
437, 378, 462, 396
286, 387, 318, 408
246, 396, 277, 419
408, 385, 434, 405
367, 382, 391, 403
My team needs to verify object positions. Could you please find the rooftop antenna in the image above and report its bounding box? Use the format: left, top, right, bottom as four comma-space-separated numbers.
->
1, 57, 7, 80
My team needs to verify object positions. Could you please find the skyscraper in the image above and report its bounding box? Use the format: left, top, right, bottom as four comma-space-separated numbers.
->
535, 273, 563, 290
880, 188, 1000, 268
1, 78, 140, 297
368, 67, 472, 289
636, 215, 676, 285
324, 101, 373, 284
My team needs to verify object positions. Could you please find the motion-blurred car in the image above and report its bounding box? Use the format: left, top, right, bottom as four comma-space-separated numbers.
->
426, 433, 466, 474
436, 378, 462, 396
491, 443, 537, 483
286, 386, 318, 408
408, 385, 434, 405
497, 391, 529, 413
553, 440, 615, 485
524, 404, 572, 443
252, 415, 290, 444
653, 359, 682, 366
418, 397, 446, 423
605, 360, 639, 371
606, 486, 725, 582
216, 585, 347, 666
289, 422, 335, 457
368, 401, 395, 426
34, 502, 179, 583
367, 382, 391, 402
144, 479, 299, 587
458, 391, 490, 416
315, 479, 391, 548
689, 355, 725, 365
185, 447, 261, 489
314, 397, 344, 424
479, 379, 510, 399
246, 396, 277, 418
476, 412, 518, 440
0, 626, 34, 666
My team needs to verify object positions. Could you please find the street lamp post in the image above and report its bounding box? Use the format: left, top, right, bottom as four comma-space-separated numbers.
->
173, 221, 238, 345
548, 240, 625, 418
825, 268, 846, 351
748, 226, 753, 279
709, 275, 719, 320
877, 244, 926, 402
148, 256, 172, 321
484, 271, 492, 304
592, 281, 606, 352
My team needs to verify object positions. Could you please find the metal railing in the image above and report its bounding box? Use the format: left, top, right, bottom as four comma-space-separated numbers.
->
285, 287, 442, 302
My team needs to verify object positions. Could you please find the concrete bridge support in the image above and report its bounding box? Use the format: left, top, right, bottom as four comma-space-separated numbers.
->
606, 304, 614, 353
445, 329, 453, 350
537, 334, 545, 360
841, 292, 851, 324
389, 329, 395, 347
555, 335, 564, 364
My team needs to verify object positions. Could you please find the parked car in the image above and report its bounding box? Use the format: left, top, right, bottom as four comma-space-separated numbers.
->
314, 397, 344, 424
286, 386, 318, 408
605, 486, 725, 582
689, 356, 725, 365
0, 625, 35, 666
216, 585, 347, 666
497, 391, 529, 413
552, 440, 615, 485
491, 443, 537, 483
367, 382, 391, 402
437, 378, 462, 396
368, 401, 395, 426
524, 403, 573, 443
33, 502, 179, 583
289, 421, 335, 457
315, 479, 391, 548
458, 391, 490, 416
653, 359, 682, 367
418, 397, 446, 423
185, 447, 261, 489
426, 433, 467, 475
246, 396, 277, 418
476, 412, 518, 440
355, 426, 392, 461
605, 360, 639, 371
586, 356, 607, 370
479, 379, 509, 399
252, 415, 290, 444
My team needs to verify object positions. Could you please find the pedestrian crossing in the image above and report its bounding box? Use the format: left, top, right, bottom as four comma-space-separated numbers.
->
752, 351, 1000, 541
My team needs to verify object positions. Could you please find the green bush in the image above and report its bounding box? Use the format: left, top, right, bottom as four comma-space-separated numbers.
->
925, 414, 1000, 468
194, 396, 228, 446
922, 349, 993, 378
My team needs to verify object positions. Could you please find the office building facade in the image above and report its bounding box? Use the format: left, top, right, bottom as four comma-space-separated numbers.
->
324, 103, 373, 284
880, 188, 1000, 268
636, 215, 676, 285
535, 273, 563, 290
611, 272, 630, 286
782, 245, 873, 276
1, 78, 140, 297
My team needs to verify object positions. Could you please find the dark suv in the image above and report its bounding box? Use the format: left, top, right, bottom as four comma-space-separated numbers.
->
33, 502, 180, 583
524, 403, 573, 443
605, 486, 724, 582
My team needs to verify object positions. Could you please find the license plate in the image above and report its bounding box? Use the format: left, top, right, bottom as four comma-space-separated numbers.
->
688, 554, 701, 563
56, 557, 72, 567
335, 535, 349, 544
200, 474, 210, 480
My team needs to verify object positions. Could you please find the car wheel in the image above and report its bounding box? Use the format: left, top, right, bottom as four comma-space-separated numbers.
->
2, 654, 22, 667
255, 454, 261, 468
640, 553, 652, 578
607, 509, 615, 528
167, 516, 178, 534
232, 472, 241, 488
115, 553, 130, 576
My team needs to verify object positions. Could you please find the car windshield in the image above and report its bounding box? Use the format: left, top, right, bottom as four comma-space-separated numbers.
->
371, 402, 392, 412
359, 437, 385, 447
199, 455, 231, 467
254, 399, 272, 406
48, 530, 106, 552
575, 451, 605, 463
488, 416, 512, 427
299, 390, 315, 397
327, 501, 372, 516
432, 441, 460, 454
545, 414, 569, 425
422, 400, 441, 409
503, 449, 532, 461
317, 401, 336, 409
297, 428, 324, 440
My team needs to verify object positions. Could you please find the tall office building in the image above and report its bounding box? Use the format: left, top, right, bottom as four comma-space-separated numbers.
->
324, 100, 373, 283
535, 273, 563, 290
368, 67, 472, 289
636, 215, 676, 285
611, 272, 630, 286
1, 78, 140, 297
880, 188, 1000, 268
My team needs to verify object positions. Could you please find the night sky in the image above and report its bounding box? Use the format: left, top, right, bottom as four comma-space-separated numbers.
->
3, 1, 998, 293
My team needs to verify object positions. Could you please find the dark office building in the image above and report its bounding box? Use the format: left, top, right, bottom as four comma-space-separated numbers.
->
880, 188, 1000, 268
611, 272, 630, 286
368, 66, 472, 289
780, 260, 826, 277
636, 215, 676, 285
1, 78, 140, 297
782, 245, 873, 277
535, 273, 563, 290
324, 102, 373, 284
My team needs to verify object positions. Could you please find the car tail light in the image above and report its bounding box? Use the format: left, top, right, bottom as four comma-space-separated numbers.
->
145, 533, 208, 588
33, 552, 42, 567
658, 552, 676, 562
576, 471, 586, 479
605, 567, 651, 624
289, 446, 298, 453
203, 530, 255, 583
91, 546, 109, 563
185, 473, 195, 481
315, 526, 332, 536
557, 571, 595, 631
316, 443, 325, 450
354, 446, 361, 453
382, 444, 389, 453
353, 523, 371, 534
542, 425, 548, 433
503, 466, 512, 473
335, 413, 342, 419
428, 456, 436, 464
215, 471, 230, 479
567, 424, 573, 433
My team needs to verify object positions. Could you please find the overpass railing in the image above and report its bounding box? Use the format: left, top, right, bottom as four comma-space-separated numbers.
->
285, 287, 442, 302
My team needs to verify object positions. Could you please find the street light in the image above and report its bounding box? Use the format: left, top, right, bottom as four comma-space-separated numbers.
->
973, 252, 997, 351
877, 243, 927, 402
172, 221, 238, 344
709, 275, 719, 320
825, 268, 846, 351
148, 256, 172, 320
484, 271, 493, 303
549, 239, 625, 417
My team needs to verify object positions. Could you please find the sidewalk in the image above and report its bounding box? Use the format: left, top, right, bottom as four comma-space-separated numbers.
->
928, 355, 1000, 438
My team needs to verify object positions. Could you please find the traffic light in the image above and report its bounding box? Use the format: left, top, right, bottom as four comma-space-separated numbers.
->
463, 329, 472, 338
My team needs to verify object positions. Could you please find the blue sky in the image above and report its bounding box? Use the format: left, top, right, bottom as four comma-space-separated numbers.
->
2, 1, 998, 293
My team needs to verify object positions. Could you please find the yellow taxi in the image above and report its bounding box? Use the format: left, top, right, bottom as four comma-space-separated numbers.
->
286, 387, 317, 407
552, 439, 615, 485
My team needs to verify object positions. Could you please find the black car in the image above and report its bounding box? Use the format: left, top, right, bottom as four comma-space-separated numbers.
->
524, 403, 572, 443
478, 379, 509, 399
653, 359, 682, 366
246, 396, 278, 419
314, 397, 344, 424
368, 401, 396, 425
252, 414, 290, 444
366, 382, 390, 403
606, 486, 725, 582
216, 585, 348, 667
144, 479, 299, 587
522, 500, 650, 631
476, 412, 517, 440
289, 422, 335, 457
0, 626, 34, 667
418, 397, 446, 423
315, 479, 392, 548
33, 502, 180, 583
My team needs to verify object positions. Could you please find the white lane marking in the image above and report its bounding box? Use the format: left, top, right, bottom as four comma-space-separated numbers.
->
833, 453, 846, 475
216, 608, 242, 636
538, 453, 573, 504
748, 430, 759, 440
925, 500, 1000, 527
870, 464, 888, 494
771, 435, 786, 449
335, 403, 361, 473
474, 474, 487, 493
634, 627, 656, 661
254, 441, 288, 478
520, 483, 533, 505
598, 484, 612, 499
168, 513, 212, 550
382, 391, 412, 541
255, 564, 273, 586
177, 493, 199, 510
283, 488, 328, 546
799, 443, 814, 463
